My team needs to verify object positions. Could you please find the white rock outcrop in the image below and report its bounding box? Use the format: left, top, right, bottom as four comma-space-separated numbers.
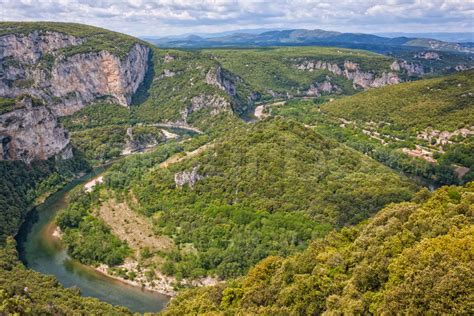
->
0, 32, 150, 116
0, 98, 71, 162
296, 59, 420, 89
174, 166, 203, 188
0, 31, 151, 162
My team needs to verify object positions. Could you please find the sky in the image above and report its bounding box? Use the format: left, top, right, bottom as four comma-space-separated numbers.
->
0, 0, 473, 37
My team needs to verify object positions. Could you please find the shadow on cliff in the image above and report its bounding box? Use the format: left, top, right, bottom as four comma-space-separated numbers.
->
131, 49, 155, 106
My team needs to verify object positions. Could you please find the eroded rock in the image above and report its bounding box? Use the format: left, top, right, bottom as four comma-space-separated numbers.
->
0, 31, 151, 162
0, 32, 150, 116
296, 59, 403, 89
174, 166, 203, 188
0, 97, 71, 162
205, 66, 237, 96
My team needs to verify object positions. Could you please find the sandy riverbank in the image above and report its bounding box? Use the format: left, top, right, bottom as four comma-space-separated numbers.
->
50, 225, 219, 297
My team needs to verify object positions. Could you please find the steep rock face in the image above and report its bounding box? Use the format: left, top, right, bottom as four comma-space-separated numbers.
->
206, 66, 237, 96
49, 43, 150, 115
0, 98, 71, 163
296, 59, 403, 89
306, 79, 341, 96
0, 30, 84, 63
0, 31, 151, 162
0, 32, 150, 116
205, 66, 259, 116
390, 61, 424, 76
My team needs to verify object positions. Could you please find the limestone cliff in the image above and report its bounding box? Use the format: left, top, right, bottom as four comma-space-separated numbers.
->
205, 66, 237, 96
0, 97, 71, 162
1, 31, 150, 116
0, 29, 150, 162
296, 59, 404, 89
204, 66, 254, 117
390, 61, 425, 77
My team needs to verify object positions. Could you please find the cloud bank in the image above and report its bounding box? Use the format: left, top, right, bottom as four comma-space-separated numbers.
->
0, 0, 472, 36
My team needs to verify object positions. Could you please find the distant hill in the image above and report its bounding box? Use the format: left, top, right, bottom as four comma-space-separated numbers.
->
377, 32, 474, 43
145, 28, 474, 54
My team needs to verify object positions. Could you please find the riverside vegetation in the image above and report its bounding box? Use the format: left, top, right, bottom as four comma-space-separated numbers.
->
0, 22, 472, 314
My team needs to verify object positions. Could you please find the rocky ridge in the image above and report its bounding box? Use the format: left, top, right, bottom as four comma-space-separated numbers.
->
1, 31, 150, 115
0, 30, 150, 162
296, 59, 425, 89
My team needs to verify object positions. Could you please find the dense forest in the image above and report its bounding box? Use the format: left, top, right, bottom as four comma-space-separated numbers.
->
164, 183, 474, 315
322, 70, 474, 131
57, 119, 417, 283
0, 155, 89, 243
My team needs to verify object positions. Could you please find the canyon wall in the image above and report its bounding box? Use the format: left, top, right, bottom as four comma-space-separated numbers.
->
0, 30, 150, 162
296, 59, 424, 90
0, 97, 71, 162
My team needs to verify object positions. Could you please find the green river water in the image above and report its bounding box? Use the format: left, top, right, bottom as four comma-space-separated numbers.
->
16, 170, 170, 313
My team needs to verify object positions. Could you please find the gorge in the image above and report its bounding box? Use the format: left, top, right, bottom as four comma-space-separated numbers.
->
0, 21, 472, 315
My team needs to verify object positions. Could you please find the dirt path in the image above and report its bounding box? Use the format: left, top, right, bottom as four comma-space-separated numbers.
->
159, 142, 214, 169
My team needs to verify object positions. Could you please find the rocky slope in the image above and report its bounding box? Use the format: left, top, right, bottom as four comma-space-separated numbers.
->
0, 23, 150, 162
295, 59, 424, 89
0, 97, 71, 162
0, 31, 149, 115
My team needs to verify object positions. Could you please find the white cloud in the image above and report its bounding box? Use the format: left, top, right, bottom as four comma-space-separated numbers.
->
0, 0, 472, 36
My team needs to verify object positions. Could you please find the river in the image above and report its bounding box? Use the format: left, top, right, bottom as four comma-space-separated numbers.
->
15, 169, 170, 314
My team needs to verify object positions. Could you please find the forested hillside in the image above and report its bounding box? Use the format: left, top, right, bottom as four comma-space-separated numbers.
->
0, 155, 89, 243
57, 119, 417, 285
322, 70, 474, 131
164, 182, 474, 315
266, 70, 474, 186
203, 47, 395, 92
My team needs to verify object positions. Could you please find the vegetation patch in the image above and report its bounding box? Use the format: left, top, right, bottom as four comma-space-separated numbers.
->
164, 183, 474, 315
93, 118, 416, 280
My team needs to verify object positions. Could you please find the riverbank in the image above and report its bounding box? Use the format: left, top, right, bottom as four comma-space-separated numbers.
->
51, 225, 219, 297
17, 168, 171, 313
94, 261, 177, 297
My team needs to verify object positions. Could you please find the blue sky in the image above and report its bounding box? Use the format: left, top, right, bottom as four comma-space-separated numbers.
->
1, 0, 473, 37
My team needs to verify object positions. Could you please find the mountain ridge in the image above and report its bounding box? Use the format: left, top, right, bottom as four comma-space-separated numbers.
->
146, 28, 474, 54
